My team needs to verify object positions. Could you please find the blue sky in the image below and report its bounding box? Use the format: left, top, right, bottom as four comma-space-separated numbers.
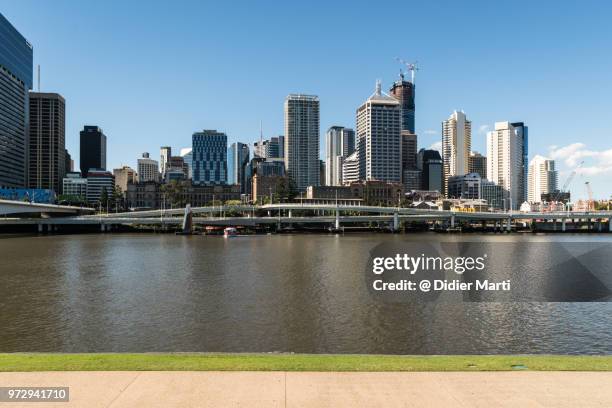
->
2, 0, 612, 199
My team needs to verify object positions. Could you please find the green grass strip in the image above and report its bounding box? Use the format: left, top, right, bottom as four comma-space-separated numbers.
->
1, 354, 611, 372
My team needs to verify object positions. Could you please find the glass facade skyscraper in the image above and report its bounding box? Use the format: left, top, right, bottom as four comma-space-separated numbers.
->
389, 75, 415, 133
511, 122, 528, 204
80, 126, 107, 176
227, 142, 249, 192
0, 13, 33, 188
284, 94, 320, 191
192, 130, 227, 185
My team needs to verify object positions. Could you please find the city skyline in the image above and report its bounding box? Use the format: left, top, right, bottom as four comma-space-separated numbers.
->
1, 1, 612, 199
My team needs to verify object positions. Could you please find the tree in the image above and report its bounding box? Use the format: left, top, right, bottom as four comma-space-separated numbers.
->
100, 187, 109, 211
275, 177, 298, 202
161, 180, 186, 208
112, 185, 124, 212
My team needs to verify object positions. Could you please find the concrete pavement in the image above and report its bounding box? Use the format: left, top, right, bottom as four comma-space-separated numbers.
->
1, 371, 612, 407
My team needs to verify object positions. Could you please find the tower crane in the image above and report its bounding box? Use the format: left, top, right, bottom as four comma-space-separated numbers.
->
395, 57, 419, 84
551, 160, 584, 203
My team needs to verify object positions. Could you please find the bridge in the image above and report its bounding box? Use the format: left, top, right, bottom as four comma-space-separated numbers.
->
0, 199, 95, 216
1, 202, 611, 233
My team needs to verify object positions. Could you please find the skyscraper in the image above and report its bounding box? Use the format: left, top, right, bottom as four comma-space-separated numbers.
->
417, 149, 443, 192
28, 92, 66, 193
355, 81, 402, 183
442, 110, 471, 196
401, 131, 418, 171
254, 136, 285, 159
0, 13, 33, 188
486, 121, 524, 209
325, 126, 355, 186
511, 122, 529, 203
227, 142, 249, 192
160, 146, 171, 179
137, 152, 159, 182
80, 125, 107, 176
192, 129, 227, 185
528, 155, 557, 203
468, 151, 487, 179
180, 147, 193, 179
389, 73, 416, 133
284, 94, 320, 191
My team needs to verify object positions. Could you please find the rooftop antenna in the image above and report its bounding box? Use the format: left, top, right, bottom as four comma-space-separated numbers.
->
37, 65, 40, 91
375, 79, 382, 95
395, 57, 419, 84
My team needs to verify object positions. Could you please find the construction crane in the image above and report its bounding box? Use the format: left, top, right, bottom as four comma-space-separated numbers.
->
585, 181, 594, 212
551, 160, 584, 202
395, 57, 419, 84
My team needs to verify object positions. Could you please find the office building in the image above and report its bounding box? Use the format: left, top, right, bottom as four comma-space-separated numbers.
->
163, 155, 189, 182
325, 126, 355, 186
447, 173, 481, 199
528, 155, 557, 203
137, 152, 159, 182
85, 169, 114, 204
160, 146, 171, 179
389, 73, 415, 133
511, 122, 529, 203
401, 131, 418, 171
0, 13, 33, 188
80, 125, 106, 175
486, 122, 523, 209
28, 92, 66, 193
284, 94, 320, 190
65, 149, 73, 173
62, 172, 87, 199
255, 135, 285, 159
468, 152, 487, 179
442, 110, 471, 195
417, 149, 443, 192
355, 81, 402, 183
113, 165, 137, 193
126, 181, 240, 209
481, 179, 508, 210
227, 142, 249, 191
180, 147, 193, 179
192, 129, 227, 185
402, 168, 422, 191
341, 151, 360, 185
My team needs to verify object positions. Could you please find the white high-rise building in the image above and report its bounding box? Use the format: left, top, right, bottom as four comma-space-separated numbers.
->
325, 126, 355, 186
160, 146, 171, 179
486, 122, 524, 209
284, 94, 320, 191
528, 155, 557, 203
442, 110, 471, 196
355, 80, 402, 183
137, 152, 159, 183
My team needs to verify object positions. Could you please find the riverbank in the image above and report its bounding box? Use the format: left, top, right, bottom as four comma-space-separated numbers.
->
2, 353, 612, 372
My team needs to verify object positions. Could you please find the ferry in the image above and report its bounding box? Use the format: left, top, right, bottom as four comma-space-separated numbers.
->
223, 227, 239, 238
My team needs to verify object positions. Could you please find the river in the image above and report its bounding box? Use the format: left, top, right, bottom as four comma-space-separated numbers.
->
1, 233, 611, 354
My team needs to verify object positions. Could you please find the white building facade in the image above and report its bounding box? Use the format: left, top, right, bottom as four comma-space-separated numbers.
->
355, 81, 402, 183
442, 110, 471, 196
325, 126, 355, 186
528, 155, 557, 203
486, 122, 523, 209
137, 152, 159, 183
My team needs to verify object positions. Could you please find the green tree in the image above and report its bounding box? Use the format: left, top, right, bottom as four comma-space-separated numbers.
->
275, 177, 298, 202
161, 180, 186, 208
